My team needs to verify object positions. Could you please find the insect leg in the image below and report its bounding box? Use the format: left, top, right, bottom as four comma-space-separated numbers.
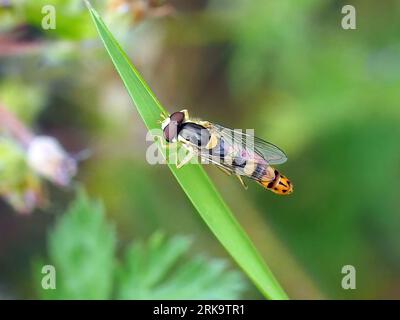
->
216, 166, 232, 176
157, 111, 170, 125
176, 147, 195, 169
236, 175, 248, 190
153, 135, 172, 149
161, 111, 169, 120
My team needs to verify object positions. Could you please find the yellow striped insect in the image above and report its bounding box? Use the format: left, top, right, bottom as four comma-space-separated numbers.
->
160, 110, 293, 195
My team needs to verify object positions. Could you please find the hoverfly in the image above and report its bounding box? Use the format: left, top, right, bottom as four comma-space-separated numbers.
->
159, 110, 293, 195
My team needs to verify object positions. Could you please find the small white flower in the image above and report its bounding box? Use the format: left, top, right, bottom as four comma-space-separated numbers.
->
27, 136, 77, 186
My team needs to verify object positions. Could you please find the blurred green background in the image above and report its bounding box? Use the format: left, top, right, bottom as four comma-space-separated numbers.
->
1, 0, 400, 299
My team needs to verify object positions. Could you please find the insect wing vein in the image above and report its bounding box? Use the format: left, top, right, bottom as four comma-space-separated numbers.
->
211, 123, 287, 165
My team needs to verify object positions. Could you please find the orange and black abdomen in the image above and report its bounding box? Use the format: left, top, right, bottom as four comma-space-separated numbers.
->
257, 167, 293, 195
179, 125, 293, 195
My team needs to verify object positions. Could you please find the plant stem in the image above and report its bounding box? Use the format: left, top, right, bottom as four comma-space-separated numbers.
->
0, 103, 33, 147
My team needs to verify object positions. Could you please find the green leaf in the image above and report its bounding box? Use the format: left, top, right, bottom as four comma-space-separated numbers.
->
0, 138, 43, 213
117, 232, 246, 299
0, 79, 46, 125
23, 0, 95, 40
86, 1, 288, 300
42, 189, 116, 299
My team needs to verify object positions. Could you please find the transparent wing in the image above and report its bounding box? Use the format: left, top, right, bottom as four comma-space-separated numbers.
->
200, 154, 237, 173
252, 135, 288, 165
210, 123, 287, 165
190, 142, 239, 174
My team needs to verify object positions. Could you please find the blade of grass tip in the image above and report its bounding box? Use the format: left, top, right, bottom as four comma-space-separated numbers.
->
85, 1, 288, 300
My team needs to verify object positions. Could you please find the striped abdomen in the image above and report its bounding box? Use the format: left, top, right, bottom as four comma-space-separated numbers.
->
257, 167, 293, 195
211, 137, 293, 195
179, 124, 293, 195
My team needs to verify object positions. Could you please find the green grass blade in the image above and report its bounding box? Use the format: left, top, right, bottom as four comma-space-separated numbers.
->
86, 1, 288, 300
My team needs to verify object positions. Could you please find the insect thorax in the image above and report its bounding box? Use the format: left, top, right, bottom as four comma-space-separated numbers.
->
178, 122, 211, 147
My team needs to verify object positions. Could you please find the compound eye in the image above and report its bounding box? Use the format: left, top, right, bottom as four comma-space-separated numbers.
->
170, 111, 184, 124
163, 124, 178, 142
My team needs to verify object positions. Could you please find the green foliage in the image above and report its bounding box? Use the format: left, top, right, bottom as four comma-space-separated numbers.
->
117, 232, 245, 299
0, 80, 46, 125
86, 2, 287, 299
0, 138, 28, 187
225, 0, 400, 297
3, 0, 399, 299
38, 191, 246, 299
22, 0, 96, 40
0, 138, 42, 213
42, 190, 116, 299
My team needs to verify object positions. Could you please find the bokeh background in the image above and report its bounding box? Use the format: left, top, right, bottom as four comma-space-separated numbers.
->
1, 0, 400, 299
